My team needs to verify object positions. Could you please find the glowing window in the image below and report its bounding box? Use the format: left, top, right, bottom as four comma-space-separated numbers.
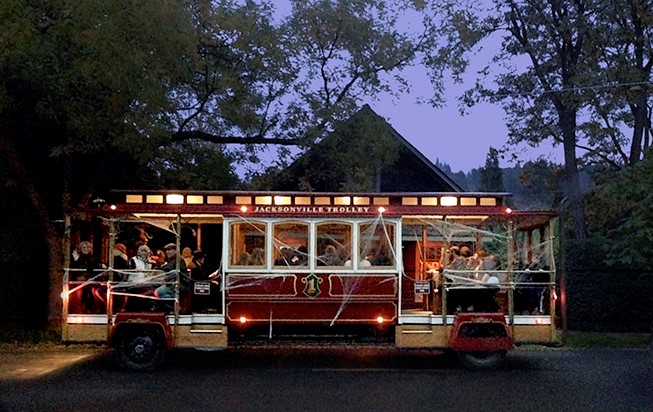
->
421, 197, 438, 206
255, 196, 272, 205
480, 197, 497, 206
315, 197, 331, 205
230, 221, 266, 267
166, 194, 184, 204
146, 195, 164, 204
460, 197, 477, 206
402, 197, 418, 206
273, 222, 309, 268
334, 196, 351, 206
236, 196, 252, 205
353, 197, 370, 205
440, 196, 458, 206
316, 222, 352, 267
126, 195, 143, 203
373, 197, 389, 206
274, 196, 292, 205
187, 195, 203, 204
359, 222, 395, 268
295, 197, 311, 205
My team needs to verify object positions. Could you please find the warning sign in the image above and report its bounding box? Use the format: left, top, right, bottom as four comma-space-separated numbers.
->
194, 281, 211, 295
414, 280, 431, 294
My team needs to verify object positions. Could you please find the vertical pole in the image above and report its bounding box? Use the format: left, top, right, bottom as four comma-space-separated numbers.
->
107, 219, 115, 336
507, 220, 515, 335
174, 214, 182, 339
62, 214, 72, 341
441, 218, 449, 324
421, 225, 429, 311
555, 197, 569, 345
546, 220, 557, 342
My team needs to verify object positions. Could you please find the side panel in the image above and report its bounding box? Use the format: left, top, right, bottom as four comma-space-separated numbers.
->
395, 325, 451, 347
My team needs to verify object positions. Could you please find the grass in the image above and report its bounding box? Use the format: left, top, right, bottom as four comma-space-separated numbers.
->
563, 331, 652, 348
0, 324, 61, 345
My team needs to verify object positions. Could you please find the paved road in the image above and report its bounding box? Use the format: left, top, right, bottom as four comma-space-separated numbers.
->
0, 345, 651, 412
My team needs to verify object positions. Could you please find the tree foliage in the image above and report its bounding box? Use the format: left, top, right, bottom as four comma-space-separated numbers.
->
585, 150, 653, 269
479, 147, 504, 192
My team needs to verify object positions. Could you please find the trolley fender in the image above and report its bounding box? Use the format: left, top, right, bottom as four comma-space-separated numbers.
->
109, 312, 174, 351
448, 312, 513, 352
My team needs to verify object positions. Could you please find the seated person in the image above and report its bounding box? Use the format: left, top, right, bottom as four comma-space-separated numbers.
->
317, 245, 342, 266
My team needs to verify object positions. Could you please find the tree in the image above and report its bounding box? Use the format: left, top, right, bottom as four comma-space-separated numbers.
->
426, 0, 597, 239
587, 0, 653, 167
479, 147, 504, 192
585, 149, 653, 269
0, 0, 199, 329
174, 0, 474, 168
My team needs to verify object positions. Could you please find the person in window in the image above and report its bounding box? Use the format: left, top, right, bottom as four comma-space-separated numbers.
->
129, 245, 155, 282
236, 251, 251, 265
250, 247, 265, 266
371, 244, 393, 266
275, 246, 297, 266
71, 241, 98, 281
189, 250, 208, 312
359, 254, 372, 266
122, 244, 156, 311
182, 247, 194, 269
112, 243, 130, 274
154, 243, 188, 311
70, 240, 104, 313
318, 244, 342, 266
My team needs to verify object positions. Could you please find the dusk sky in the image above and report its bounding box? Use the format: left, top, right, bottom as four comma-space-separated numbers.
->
269, 1, 564, 174
367, 71, 564, 174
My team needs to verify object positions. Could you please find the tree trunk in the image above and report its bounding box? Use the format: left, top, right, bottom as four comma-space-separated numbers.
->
559, 109, 587, 239
629, 90, 648, 164
0, 136, 63, 332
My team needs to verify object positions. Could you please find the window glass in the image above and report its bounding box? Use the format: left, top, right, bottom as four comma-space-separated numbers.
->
273, 221, 309, 267
230, 221, 266, 267
315, 222, 352, 267
359, 221, 395, 267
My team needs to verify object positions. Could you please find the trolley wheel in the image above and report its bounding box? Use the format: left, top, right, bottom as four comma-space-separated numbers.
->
114, 327, 166, 372
457, 350, 506, 371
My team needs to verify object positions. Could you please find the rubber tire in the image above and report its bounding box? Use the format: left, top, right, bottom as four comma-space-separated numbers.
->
114, 328, 166, 372
457, 350, 506, 371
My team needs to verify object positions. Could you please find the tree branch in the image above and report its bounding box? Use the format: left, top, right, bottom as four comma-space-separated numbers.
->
172, 130, 301, 145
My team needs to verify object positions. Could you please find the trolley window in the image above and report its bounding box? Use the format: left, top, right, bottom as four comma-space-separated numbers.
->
273, 221, 309, 267
315, 222, 352, 267
359, 221, 395, 267
230, 220, 267, 267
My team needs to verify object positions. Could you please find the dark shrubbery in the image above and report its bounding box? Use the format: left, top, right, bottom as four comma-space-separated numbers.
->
565, 239, 653, 332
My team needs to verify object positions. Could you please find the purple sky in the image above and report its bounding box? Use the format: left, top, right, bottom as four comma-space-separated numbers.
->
266, 1, 563, 174
366, 68, 563, 174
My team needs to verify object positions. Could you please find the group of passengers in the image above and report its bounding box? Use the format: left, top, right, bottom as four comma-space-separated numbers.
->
69, 240, 211, 314
443, 245, 501, 286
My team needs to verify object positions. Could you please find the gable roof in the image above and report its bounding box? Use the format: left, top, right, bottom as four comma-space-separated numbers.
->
268, 104, 463, 193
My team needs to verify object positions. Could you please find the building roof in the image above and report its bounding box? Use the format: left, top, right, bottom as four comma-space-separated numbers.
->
269, 104, 463, 193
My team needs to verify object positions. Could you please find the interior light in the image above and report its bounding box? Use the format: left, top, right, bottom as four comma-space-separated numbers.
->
240, 206, 248, 213
440, 196, 458, 206
60, 291, 69, 299
376, 316, 384, 324
378, 207, 386, 213
239, 316, 247, 324
166, 194, 184, 204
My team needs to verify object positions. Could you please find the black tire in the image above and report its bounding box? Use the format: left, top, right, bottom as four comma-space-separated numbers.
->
457, 350, 506, 371
114, 327, 166, 372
